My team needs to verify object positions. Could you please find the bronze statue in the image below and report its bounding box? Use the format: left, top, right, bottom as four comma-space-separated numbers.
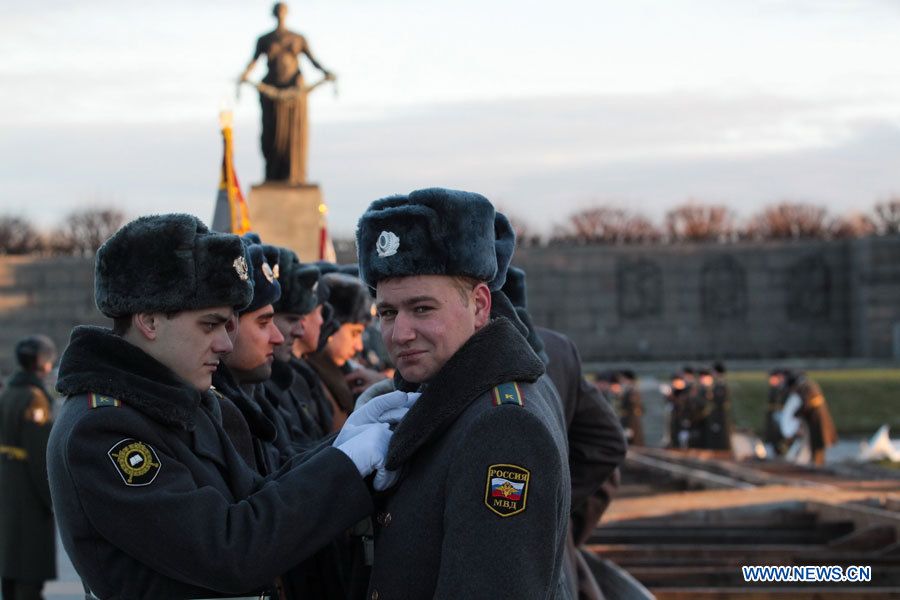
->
240, 2, 334, 184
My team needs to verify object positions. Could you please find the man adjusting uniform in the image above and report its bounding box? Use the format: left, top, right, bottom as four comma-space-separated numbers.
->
46, 214, 404, 599
356, 188, 571, 599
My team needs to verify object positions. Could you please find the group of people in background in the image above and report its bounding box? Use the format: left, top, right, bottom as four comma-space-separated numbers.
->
764, 368, 838, 465
662, 364, 733, 452
606, 364, 837, 466
595, 370, 645, 447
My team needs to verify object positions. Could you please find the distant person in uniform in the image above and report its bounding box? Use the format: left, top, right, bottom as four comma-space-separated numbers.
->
306, 272, 380, 431
707, 362, 733, 451
261, 246, 329, 447
46, 214, 407, 599
692, 368, 715, 448
787, 371, 838, 465
618, 369, 645, 447
356, 188, 571, 598
764, 369, 788, 456
292, 271, 336, 436
0, 335, 57, 600
665, 372, 689, 448
684, 367, 711, 449
212, 240, 291, 474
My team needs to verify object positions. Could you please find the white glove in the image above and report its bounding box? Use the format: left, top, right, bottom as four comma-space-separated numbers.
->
336, 422, 392, 477
373, 466, 400, 491
334, 390, 421, 447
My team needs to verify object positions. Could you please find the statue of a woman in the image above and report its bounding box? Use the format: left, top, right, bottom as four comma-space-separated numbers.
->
240, 3, 333, 184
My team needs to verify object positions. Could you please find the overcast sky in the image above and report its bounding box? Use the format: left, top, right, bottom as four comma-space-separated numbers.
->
2, 0, 900, 236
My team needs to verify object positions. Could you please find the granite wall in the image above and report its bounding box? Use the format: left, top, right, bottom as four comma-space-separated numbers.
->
2, 235, 899, 373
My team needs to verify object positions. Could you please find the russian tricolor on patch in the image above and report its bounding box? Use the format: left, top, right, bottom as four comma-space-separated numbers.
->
484, 463, 530, 517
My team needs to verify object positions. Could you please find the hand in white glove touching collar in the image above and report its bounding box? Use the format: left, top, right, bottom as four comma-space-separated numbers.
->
334, 390, 421, 447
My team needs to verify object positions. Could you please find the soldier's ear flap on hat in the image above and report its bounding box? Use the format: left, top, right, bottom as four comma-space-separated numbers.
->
290, 265, 321, 315
296, 266, 320, 291
489, 211, 516, 291
502, 266, 527, 310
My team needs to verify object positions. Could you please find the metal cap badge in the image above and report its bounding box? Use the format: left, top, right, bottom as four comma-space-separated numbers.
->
376, 231, 400, 257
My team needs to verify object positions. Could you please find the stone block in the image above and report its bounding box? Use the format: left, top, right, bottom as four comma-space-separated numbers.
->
248, 183, 326, 262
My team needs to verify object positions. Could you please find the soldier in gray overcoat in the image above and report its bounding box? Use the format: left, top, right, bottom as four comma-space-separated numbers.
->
46, 214, 407, 599
0, 336, 57, 600
356, 188, 572, 599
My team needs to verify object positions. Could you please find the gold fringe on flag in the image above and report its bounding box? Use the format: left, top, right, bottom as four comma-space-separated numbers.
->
218, 112, 251, 235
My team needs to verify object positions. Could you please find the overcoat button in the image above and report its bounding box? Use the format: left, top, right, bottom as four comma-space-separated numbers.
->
377, 512, 392, 527
371, 590, 379, 600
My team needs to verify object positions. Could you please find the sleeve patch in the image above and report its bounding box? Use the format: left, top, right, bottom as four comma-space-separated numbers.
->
491, 382, 524, 407
484, 463, 530, 517
108, 439, 161, 486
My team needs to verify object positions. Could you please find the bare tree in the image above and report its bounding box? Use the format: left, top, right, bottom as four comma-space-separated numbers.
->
665, 201, 735, 242
872, 197, 900, 235
55, 208, 126, 256
500, 209, 542, 247
829, 212, 876, 239
0, 215, 42, 255
620, 213, 662, 244
553, 206, 661, 244
742, 202, 830, 240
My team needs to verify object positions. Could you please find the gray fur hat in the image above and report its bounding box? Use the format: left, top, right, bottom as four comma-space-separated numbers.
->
240, 242, 281, 315
322, 272, 372, 325
269, 245, 320, 316
502, 266, 527, 309
356, 187, 515, 291
95, 214, 253, 318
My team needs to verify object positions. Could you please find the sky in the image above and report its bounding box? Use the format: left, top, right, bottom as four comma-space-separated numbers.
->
2, 0, 900, 236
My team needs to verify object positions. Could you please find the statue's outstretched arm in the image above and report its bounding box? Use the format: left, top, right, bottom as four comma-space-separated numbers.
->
240, 57, 259, 82
240, 42, 265, 82
303, 43, 331, 77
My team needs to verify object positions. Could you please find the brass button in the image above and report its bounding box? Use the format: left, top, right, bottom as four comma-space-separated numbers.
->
377, 512, 392, 527
371, 590, 379, 600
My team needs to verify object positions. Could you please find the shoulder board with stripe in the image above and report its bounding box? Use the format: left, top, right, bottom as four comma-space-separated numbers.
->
89, 393, 121, 409
492, 382, 524, 407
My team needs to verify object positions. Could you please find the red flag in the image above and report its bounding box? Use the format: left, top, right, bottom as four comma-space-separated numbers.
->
212, 111, 251, 234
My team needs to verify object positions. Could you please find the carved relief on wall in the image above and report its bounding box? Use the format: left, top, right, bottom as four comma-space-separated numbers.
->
787, 255, 831, 319
701, 255, 747, 320
617, 258, 663, 319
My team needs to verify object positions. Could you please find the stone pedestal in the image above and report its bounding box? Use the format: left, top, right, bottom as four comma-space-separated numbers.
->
248, 183, 325, 261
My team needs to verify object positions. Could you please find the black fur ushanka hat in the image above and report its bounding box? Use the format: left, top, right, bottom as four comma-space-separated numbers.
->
322, 272, 372, 326
240, 242, 281, 315
94, 214, 253, 318
269, 245, 320, 316
502, 266, 528, 309
356, 188, 515, 291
